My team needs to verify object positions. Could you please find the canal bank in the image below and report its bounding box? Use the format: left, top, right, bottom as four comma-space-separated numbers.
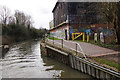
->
1, 40, 93, 78
40, 40, 120, 79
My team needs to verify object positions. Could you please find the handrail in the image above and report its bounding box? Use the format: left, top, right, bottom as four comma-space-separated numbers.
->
77, 43, 86, 59
63, 40, 87, 59
46, 38, 87, 59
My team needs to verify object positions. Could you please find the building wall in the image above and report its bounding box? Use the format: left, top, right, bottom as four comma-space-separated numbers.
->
51, 2, 114, 41
53, 2, 68, 27
69, 23, 114, 40
50, 25, 69, 40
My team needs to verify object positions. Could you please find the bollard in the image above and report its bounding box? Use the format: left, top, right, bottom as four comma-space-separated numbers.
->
87, 32, 89, 42
83, 33, 85, 42
94, 33, 97, 43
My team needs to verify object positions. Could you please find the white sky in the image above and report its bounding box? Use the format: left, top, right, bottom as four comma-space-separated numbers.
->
0, 0, 57, 29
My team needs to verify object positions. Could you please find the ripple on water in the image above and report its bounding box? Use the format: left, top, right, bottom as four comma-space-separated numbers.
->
2, 41, 93, 78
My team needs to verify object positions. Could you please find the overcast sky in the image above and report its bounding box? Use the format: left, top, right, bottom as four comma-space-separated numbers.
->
0, 0, 57, 29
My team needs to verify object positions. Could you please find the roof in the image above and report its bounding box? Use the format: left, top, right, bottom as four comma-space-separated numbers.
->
49, 21, 67, 31
52, 2, 59, 13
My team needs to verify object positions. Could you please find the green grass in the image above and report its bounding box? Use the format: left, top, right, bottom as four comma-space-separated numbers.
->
89, 40, 100, 45
48, 36, 62, 40
93, 57, 120, 70
90, 40, 120, 50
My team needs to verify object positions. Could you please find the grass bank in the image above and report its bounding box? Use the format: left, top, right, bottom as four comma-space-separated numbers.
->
89, 40, 120, 51
74, 39, 120, 71
91, 57, 120, 71
74, 39, 120, 51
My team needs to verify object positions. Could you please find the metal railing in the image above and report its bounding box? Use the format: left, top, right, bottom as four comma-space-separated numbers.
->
44, 36, 120, 79
63, 40, 86, 59
45, 37, 87, 59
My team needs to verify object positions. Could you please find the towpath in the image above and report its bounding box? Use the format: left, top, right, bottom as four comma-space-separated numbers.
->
47, 39, 119, 57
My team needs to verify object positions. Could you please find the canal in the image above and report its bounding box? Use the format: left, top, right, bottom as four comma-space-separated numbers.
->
0, 40, 93, 78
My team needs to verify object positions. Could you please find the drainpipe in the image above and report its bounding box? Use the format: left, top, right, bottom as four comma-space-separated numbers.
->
67, 15, 70, 40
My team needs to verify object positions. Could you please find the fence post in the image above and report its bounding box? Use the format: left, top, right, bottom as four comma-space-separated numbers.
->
76, 43, 77, 55
62, 39, 63, 48
53, 36, 54, 44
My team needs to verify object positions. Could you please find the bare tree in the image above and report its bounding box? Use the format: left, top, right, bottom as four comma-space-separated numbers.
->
14, 10, 33, 28
14, 10, 26, 25
25, 15, 33, 29
0, 6, 11, 26
102, 2, 120, 44
8, 15, 16, 24
92, 2, 120, 44
114, 2, 120, 44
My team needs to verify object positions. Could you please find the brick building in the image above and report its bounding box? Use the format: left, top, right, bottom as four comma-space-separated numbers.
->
50, 2, 113, 40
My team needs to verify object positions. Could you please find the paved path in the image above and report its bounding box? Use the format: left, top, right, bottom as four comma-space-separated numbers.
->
47, 39, 119, 57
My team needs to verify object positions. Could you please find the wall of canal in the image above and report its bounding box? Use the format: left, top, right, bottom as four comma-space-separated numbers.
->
40, 42, 120, 79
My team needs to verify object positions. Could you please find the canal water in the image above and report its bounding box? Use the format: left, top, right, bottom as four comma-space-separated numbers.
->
0, 40, 93, 78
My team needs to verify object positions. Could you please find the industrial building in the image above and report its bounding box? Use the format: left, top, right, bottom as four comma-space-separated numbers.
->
49, 2, 113, 40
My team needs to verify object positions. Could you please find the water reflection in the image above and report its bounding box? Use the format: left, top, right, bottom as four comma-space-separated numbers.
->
41, 54, 92, 78
1, 40, 93, 78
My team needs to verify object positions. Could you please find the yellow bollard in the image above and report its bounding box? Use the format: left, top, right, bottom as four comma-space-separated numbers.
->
72, 33, 74, 40
87, 32, 89, 42
83, 33, 85, 42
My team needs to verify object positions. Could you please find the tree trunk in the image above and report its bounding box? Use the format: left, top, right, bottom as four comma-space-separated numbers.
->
114, 16, 120, 44
117, 2, 120, 44
117, 30, 120, 44
113, 2, 120, 44
116, 26, 120, 44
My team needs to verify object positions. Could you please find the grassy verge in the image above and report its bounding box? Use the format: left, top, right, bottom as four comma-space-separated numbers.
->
74, 39, 120, 70
92, 57, 120, 71
74, 39, 120, 51
90, 40, 120, 51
